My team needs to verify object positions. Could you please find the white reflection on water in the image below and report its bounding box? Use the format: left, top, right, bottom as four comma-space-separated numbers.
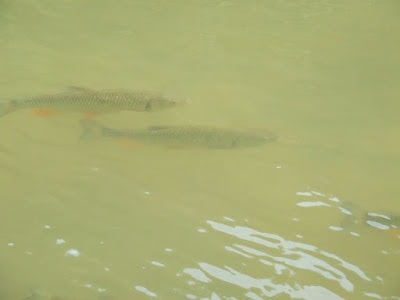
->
366, 221, 390, 230
188, 219, 374, 299
367, 213, 391, 221
363, 291, 383, 299
151, 260, 165, 267
338, 207, 352, 215
183, 268, 212, 283
199, 262, 343, 299
329, 226, 343, 231
135, 285, 158, 298
295, 189, 400, 237
225, 246, 253, 258
56, 238, 66, 245
65, 248, 80, 257
328, 197, 340, 203
297, 201, 331, 207
311, 191, 326, 197
296, 192, 313, 197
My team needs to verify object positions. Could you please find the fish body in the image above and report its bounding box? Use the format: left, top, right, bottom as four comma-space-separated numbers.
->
0, 88, 182, 117
340, 201, 400, 242
80, 120, 276, 149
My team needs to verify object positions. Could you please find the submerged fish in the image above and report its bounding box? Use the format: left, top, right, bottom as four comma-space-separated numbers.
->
0, 87, 183, 117
340, 200, 400, 241
80, 119, 276, 149
341, 201, 400, 228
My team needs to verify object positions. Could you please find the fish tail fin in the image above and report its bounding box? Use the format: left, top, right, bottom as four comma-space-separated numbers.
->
0, 101, 13, 117
79, 119, 104, 140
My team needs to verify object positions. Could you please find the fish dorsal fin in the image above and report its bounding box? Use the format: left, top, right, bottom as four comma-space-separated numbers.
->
65, 86, 94, 93
147, 126, 172, 131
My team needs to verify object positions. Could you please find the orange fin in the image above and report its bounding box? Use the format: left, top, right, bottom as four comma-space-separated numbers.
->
32, 109, 59, 117
387, 229, 400, 241
118, 139, 142, 149
83, 112, 99, 119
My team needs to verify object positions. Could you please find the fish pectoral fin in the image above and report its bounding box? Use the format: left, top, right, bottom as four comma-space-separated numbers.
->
65, 86, 93, 93
118, 139, 142, 149
32, 109, 59, 117
80, 119, 103, 140
387, 229, 400, 241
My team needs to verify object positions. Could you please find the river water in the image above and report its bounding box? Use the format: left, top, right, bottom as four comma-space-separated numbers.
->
0, 1, 399, 299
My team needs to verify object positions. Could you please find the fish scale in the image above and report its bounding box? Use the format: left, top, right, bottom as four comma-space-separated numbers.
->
0, 88, 182, 117
81, 120, 276, 149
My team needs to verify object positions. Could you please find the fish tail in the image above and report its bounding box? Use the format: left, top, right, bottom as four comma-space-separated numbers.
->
79, 119, 104, 140
0, 101, 13, 117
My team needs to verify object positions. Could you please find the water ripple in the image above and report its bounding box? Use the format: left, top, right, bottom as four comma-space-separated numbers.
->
191, 219, 376, 299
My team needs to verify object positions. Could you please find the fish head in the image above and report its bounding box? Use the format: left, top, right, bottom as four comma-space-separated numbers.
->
231, 131, 277, 148
146, 96, 186, 111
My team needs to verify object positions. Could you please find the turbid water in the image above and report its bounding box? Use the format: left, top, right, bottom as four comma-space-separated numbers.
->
1, 1, 399, 299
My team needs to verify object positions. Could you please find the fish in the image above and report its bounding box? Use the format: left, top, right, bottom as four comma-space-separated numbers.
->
0, 87, 184, 118
341, 201, 400, 228
340, 200, 400, 241
80, 119, 276, 149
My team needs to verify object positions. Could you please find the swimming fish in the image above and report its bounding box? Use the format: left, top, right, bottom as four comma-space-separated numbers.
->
80, 119, 276, 149
340, 200, 400, 241
0, 87, 184, 118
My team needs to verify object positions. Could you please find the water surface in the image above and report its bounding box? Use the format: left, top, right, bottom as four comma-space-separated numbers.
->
1, 0, 399, 299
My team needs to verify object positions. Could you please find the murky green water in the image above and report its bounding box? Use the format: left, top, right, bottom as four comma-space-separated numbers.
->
1, 0, 400, 299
